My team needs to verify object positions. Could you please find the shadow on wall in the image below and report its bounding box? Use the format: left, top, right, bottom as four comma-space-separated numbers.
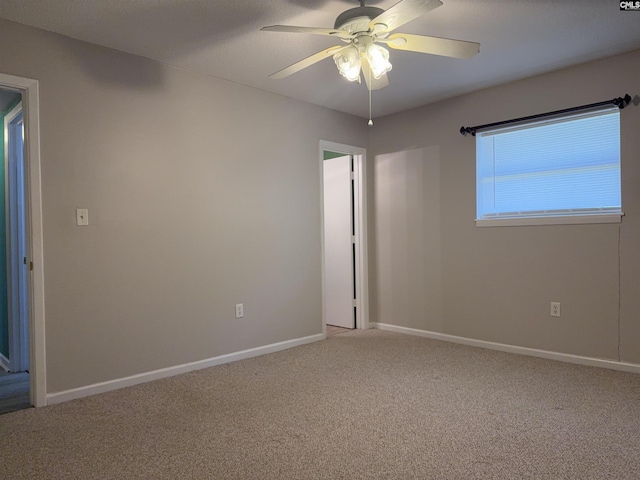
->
69, 42, 166, 88
372, 147, 443, 330
41, 1, 273, 88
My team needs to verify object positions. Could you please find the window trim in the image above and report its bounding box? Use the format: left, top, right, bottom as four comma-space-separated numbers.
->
476, 212, 623, 228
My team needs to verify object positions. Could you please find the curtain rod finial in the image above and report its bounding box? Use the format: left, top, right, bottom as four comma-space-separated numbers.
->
614, 94, 632, 109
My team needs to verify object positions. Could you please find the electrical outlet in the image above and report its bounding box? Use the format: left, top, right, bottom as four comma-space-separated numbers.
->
550, 302, 561, 317
235, 303, 244, 319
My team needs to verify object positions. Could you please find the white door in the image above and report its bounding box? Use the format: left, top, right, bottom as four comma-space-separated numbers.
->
323, 155, 355, 329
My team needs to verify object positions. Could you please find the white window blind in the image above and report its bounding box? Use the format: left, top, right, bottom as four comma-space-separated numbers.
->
476, 107, 621, 225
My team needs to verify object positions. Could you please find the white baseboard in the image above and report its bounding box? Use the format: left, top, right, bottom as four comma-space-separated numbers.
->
371, 322, 640, 375
0, 352, 10, 371
46, 333, 325, 405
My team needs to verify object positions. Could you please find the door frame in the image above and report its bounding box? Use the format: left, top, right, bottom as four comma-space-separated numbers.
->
0, 72, 46, 407
319, 140, 369, 336
5, 101, 29, 373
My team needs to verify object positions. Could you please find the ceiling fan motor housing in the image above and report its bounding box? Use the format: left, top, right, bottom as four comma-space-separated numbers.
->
334, 6, 385, 33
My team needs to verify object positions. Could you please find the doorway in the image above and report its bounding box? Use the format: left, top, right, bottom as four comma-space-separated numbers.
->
0, 91, 31, 414
0, 72, 46, 409
320, 141, 369, 336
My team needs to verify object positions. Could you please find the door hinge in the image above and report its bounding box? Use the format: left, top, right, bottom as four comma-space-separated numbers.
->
30, 261, 33, 271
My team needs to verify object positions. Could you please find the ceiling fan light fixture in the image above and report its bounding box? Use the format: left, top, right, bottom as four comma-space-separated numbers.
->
366, 43, 392, 79
334, 46, 361, 82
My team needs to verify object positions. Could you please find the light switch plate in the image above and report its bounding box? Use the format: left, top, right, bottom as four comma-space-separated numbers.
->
76, 208, 89, 226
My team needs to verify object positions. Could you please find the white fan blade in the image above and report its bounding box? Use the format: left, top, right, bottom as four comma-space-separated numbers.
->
386, 33, 480, 59
369, 0, 443, 34
261, 25, 353, 40
269, 46, 347, 79
361, 60, 389, 91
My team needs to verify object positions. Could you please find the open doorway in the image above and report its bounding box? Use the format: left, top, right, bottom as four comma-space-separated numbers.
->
0, 72, 45, 411
0, 89, 30, 414
320, 141, 369, 337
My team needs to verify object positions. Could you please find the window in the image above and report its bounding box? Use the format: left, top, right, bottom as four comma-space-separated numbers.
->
476, 107, 622, 226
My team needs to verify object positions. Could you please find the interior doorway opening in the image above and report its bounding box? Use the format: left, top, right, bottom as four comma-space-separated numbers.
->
0, 89, 30, 414
0, 72, 46, 409
320, 141, 369, 337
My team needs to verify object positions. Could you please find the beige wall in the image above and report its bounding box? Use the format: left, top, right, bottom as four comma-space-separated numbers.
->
0, 19, 369, 393
369, 49, 640, 363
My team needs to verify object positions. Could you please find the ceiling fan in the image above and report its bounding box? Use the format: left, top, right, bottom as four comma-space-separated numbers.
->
261, 0, 480, 92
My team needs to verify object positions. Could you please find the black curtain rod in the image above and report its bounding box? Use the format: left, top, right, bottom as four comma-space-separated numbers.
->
459, 94, 632, 137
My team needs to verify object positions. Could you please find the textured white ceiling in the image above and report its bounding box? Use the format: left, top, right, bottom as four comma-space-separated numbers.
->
1, 0, 639, 119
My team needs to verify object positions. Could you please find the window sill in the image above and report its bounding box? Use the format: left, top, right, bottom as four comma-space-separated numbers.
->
476, 213, 623, 227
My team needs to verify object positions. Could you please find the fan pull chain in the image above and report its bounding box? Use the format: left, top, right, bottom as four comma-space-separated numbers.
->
368, 68, 374, 126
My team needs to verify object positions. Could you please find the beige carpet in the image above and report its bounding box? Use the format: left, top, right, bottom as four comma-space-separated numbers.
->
2, 329, 640, 479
